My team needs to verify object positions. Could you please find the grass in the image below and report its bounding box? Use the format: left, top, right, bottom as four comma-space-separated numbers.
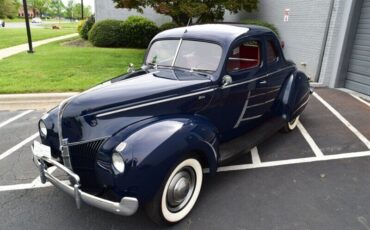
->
0, 38, 145, 93
3, 18, 25, 22
0, 23, 77, 49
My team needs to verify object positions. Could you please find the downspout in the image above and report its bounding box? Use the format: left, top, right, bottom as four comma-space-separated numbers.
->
314, 0, 335, 82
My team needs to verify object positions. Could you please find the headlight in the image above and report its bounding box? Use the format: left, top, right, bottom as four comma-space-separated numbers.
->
39, 120, 47, 137
112, 152, 125, 173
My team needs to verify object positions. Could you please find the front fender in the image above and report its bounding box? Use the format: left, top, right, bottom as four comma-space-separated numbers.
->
99, 115, 219, 203
274, 71, 311, 121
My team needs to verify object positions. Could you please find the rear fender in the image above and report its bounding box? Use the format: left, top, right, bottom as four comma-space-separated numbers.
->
275, 71, 311, 121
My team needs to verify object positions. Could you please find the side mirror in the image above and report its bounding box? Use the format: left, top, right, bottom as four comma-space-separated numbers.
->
222, 75, 233, 87
127, 63, 135, 73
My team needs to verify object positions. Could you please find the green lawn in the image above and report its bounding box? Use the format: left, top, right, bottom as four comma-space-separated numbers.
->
0, 25, 77, 49
0, 39, 145, 93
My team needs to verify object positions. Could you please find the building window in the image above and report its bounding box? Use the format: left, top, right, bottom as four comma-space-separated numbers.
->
227, 41, 261, 72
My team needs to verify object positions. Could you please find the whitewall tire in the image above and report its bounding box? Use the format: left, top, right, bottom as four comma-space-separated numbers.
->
281, 115, 300, 133
146, 157, 203, 225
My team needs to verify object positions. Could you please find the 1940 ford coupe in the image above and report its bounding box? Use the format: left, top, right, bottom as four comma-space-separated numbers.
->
32, 24, 311, 225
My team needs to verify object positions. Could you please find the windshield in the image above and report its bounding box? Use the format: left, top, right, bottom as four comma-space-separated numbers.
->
146, 39, 222, 72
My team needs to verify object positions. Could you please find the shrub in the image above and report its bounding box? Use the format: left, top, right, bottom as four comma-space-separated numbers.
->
88, 20, 123, 47
79, 15, 95, 40
120, 16, 159, 48
77, 20, 86, 34
159, 22, 178, 31
242, 19, 279, 37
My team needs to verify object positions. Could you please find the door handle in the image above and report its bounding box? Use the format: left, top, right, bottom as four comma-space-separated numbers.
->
259, 80, 267, 85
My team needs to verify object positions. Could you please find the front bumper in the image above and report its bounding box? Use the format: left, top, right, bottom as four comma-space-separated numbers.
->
31, 143, 139, 216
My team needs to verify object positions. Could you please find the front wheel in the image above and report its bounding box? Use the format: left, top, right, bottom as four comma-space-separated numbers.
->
281, 115, 300, 133
145, 157, 203, 225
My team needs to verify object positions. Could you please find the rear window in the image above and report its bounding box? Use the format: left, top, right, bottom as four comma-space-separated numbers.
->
227, 41, 261, 72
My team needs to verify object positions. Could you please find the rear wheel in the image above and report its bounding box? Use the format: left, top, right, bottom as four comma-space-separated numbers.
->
281, 115, 300, 133
145, 157, 203, 225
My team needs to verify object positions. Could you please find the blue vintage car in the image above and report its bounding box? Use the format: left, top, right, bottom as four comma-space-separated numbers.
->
32, 24, 311, 225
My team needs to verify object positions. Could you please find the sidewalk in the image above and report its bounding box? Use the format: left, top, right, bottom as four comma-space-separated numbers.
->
0, 33, 78, 59
0, 92, 78, 111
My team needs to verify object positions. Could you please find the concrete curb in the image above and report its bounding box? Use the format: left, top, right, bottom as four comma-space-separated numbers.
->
0, 92, 79, 111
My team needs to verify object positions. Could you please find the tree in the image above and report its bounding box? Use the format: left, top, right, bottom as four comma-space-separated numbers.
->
29, 0, 51, 17
0, 0, 19, 19
112, 0, 259, 26
64, 0, 74, 19
72, 3, 91, 19
47, 0, 65, 18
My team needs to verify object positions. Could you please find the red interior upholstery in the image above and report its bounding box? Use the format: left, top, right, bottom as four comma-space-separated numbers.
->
227, 44, 260, 72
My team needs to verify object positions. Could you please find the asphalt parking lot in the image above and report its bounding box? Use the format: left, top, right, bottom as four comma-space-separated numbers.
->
1, 88, 370, 230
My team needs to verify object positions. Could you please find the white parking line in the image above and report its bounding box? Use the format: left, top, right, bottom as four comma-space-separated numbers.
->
297, 121, 324, 158
313, 92, 370, 149
351, 94, 370, 108
31, 166, 57, 186
0, 182, 53, 192
217, 150, 370, 172
0, 110, 33, 129
251, 147, 261, 165
0, 132, 39, 161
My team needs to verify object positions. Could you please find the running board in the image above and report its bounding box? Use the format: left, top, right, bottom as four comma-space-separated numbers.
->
218, 117, 285, 165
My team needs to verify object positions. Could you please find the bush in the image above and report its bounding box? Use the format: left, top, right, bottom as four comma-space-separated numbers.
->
120, 16, 159, 48
79, 15, 95, 40
77, 20, 85, 34
159, 22, 178, 31
88, 20, 123, 47
242, 19, 279, 37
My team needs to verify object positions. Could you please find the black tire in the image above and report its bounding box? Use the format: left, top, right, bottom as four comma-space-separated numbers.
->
145, 157, 203, 225
280, 115, 300, 133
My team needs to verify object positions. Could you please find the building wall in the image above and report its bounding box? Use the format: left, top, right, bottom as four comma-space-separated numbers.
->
95, 0, 247, 25
318, 0, 347, 86
245, 0, 335, 79
95, 0, 172, 25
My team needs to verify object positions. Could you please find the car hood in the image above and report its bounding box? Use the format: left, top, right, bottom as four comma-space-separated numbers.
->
60, 70, 215, 143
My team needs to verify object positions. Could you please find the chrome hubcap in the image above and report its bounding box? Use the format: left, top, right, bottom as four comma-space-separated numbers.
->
166, 167, 196, 212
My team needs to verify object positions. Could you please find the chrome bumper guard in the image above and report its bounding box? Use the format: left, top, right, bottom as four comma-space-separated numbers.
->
31, 145, 138, 216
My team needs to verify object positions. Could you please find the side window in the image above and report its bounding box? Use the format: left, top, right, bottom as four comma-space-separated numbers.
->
266, 39, 279, 64
227, 40, 261, 72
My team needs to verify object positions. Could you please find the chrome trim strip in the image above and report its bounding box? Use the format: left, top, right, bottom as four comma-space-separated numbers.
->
246, 98, 275, 109
293, 97, 310, 114
229, 57, 259, 62
234, 91, 251, 128
223, 74, 269, 89
96, 88, 216, 118
222, 66, 293, 89
249, 88, 280, 98
66, 136, 110, 146
201, 139, 218, 160
57, 97, 75, 169
171, 38, 182, 67
241, 114, 263, 121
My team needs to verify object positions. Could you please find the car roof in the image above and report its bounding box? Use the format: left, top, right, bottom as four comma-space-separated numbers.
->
153, 24, 273, 46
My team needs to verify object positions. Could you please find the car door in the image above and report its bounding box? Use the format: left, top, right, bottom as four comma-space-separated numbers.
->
263, 36, 288, 109
205, 37, 271, 141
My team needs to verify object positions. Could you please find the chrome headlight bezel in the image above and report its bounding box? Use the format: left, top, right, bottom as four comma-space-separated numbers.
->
112, 151, 125, 173
39, 120, 47, 137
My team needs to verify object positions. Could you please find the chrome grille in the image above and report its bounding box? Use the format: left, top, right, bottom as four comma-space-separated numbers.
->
68, 139, 105, 186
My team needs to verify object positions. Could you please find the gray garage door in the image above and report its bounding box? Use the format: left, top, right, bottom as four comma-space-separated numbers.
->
345, 0, 370, 96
